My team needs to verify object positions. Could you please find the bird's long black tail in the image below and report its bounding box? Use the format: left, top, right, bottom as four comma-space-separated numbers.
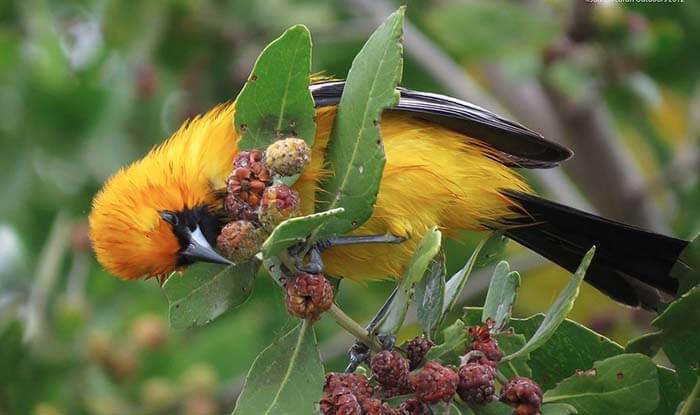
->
502, 190, 687, 309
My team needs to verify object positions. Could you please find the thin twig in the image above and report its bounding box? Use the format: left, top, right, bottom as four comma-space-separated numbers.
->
677, 376, 700, 415
327, 304, 382, 351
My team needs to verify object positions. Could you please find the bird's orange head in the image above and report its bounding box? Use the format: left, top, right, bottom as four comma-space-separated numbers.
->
89, 103, 238, 280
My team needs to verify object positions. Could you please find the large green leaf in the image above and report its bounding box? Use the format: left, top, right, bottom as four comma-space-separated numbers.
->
652, 367, 683, 415
504, 247, 594, 362
494, 333, 531, 379
235, 25, 315, 150
670, 233, 700, 295
482, 261, 520, 331
374, 227, 441, 336
163, 261, 258, 329
315, 7, 404, 238
415, 249, 445, 340
442, 236, 487, 316
233, 320, 324, 415
543, 354, 660, 415
625, 331, 663, 357
652, 285, 700, 394
541, 404, 578, 415
261, 208, 344, 258
463, 307, 624, 390
424, 2, 559, 63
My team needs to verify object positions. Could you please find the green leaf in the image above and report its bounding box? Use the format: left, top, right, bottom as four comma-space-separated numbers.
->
470, 402, 513, 415
374, 227, 441, 336
233, 320, 324, 415
425, 1, 559, 63
541, 403, 578, 415
504, 247, 594, 362
625, 331, 663, 357
425, 319, 467, 365
448, 402, 475, 415
163, 261, 258, 329
463, 308, 624, 390
670, 233, 700, 295
443, 236, 488, 316
482, 261, 520, 331
543, 354, 660, 415
235, 25, 315, 150
475, 232, 508, 268
652, 285, 700, 394
494, 333, 532, 379
652, 367, 684, 415
315, 7, 404, 237
415, 249, 445, 340
261, 208, 345, 258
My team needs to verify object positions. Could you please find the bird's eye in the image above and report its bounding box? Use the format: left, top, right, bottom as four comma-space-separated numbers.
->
160, 211, 178, 225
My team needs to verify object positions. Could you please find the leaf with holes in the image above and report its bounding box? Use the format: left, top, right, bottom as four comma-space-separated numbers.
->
315, 7, 404, 238
163, 261, 258, 329
543, 354, 659, 415
235, 25, 315, 150
233, 320, 323, 414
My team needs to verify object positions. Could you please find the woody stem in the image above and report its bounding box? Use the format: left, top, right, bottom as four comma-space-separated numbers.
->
327, 304, 382, 352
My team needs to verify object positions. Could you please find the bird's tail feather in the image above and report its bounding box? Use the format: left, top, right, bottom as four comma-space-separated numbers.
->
502, 190, 687, 309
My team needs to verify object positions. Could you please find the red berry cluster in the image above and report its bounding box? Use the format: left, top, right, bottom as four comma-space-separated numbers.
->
216, 138, 310, 262
285, 273, 334, 322
459, 321, 543, 414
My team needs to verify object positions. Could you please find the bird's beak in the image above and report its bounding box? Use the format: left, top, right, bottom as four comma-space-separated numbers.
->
182, 226, 234, 266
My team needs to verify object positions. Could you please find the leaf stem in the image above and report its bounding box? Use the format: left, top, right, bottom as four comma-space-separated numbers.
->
495, 370, 510, 386
327, 304, 381, 351
677, 376, 700, 415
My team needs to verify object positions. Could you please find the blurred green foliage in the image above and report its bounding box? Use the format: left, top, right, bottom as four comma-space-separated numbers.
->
0, 0, 698, 414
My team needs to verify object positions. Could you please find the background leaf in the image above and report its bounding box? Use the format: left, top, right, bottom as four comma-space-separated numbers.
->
261, 208, 344, 258
670, 233, 700, 295
374, 227, 441, 336
163, 261, 258, 329
482, 261, 520, 331
504, 247, 594, 361
315, 7, 404, 237
494, 333, 532, 379
543, 354, 660, 415
424, 319, 466, 365
541, 403, 578, 415
625, 331, 663, 357
652, 285, 700, 394
415, 249, 445, 340
233, 320, 323, 415
235, 25, 315, 149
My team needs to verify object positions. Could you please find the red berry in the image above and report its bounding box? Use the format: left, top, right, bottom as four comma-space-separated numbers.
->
468, 321, 503, 364
371, 351, 410, 388
407, 361, 458, 404
323, 373, 372, 400
501, 377, 543, 415
457, 362, 497, 405
405, 337, 433, 370
358, 396, 399, 415
285, 273, 334, 322
223, 194, 258, 221
398, 398, 429, 415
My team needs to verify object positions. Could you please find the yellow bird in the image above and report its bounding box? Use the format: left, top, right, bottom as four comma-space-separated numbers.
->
89, 80, 687, 309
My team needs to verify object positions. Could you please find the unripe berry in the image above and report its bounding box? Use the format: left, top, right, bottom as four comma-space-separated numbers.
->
405, 336, 433, 370
259, 184, 301, 231
285, 273, 334, 322
265, 137, 311, 177
408, 361, 458, 404
500, 377, 543, 415
216, 220, 266, 262
371, 351, 409, 388
140, 377, 176, 411
457, 362, 497, 405
131, 314, 168, 350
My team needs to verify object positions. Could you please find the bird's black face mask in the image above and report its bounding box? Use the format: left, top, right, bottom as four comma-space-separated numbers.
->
160, 206, 232, 267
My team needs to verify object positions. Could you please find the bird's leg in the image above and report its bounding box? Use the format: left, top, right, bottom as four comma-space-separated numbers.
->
344, 287, 399, 371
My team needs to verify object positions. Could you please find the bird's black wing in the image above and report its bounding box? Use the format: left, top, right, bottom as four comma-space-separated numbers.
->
310, 80, 573, 169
